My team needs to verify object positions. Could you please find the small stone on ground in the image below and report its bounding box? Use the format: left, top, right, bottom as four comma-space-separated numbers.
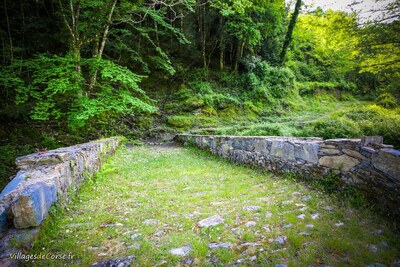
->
170, 246, 191, 257
198, 215, 225, 228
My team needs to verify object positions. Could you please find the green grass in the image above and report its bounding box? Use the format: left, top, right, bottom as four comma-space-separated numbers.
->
26, 145, 400, 266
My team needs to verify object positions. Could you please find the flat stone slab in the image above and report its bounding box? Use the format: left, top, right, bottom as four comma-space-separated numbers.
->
208, 242, 232, 249
12, 181, 57, 228
170, 246, 191, 257
198, 215, 224, 228
319, 154, 360, 172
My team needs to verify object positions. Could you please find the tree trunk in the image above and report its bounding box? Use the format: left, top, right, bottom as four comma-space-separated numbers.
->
4, 0, 13, 64
88, 0, 117, 92
219, 14, 225, 71
279, 0, 302, 64
234, 40, 244, 71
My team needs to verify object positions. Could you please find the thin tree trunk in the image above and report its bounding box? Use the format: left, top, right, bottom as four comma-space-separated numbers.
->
280, 0, 302, 64
234, 40, 244, 71
4, 0, 13, 64
219, 14, 225, 71
88, 0, 117, 92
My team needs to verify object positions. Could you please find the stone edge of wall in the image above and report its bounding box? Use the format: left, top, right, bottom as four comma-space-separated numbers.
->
175, 134, 400, 219
0, 137, 121, 233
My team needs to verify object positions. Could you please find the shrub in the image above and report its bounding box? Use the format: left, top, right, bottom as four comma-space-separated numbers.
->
238, 124, 283, 136
376, 93, 398, 109
302, 116, 361, 139
242, 59, 298, 103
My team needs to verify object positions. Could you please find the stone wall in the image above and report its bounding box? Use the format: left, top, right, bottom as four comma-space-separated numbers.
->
175, 134, 400, 219
0, 137, 121, 233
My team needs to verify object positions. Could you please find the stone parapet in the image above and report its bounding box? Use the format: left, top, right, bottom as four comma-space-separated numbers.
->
0, 137, 121, 233
176, 134, 400, 219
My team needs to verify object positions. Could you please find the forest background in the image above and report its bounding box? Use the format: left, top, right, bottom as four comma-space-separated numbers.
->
0, 0, 399, 189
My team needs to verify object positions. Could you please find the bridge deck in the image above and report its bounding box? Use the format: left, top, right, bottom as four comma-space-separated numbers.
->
28, 143, 400, 266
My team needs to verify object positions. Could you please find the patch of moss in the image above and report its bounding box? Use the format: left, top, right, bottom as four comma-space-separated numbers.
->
166, 116, 192, 129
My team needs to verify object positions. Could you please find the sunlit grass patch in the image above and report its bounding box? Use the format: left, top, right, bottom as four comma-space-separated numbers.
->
26, 144, 400, 266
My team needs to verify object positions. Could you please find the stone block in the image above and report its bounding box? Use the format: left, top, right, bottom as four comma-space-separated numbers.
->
16, 152, 71, 170
12, 181, 57, 229
253, 138, 267, 153
325, 139, 361, 150
372, 149, 400, 180
319, 148, 341, 155
270, 141, 295, 161
0, 171, 26, 198
319, 154, 360, 172
342, 149, 367, 160
294, 143, 319, 163
361, 136, 383, 147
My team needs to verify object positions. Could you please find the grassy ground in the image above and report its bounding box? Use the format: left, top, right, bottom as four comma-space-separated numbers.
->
26, 144, 400, 266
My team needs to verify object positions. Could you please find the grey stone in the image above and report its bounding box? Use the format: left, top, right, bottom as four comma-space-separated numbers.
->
130, 233, 143, 241
12, 181, 57, 228
253, 139, 267, 153
170, 246, 191, 257
208, 242, 232, 249
393, 259, 400, 267
319, 148, 341, 155
153, 230, 164, 237
370, 229, 383, 235
265, 212, 273, 218
143, 219, 158, 225
299, 231, 312, 236
198, 215, 224, 228
324, 206, 334, 211
0, 171, 27, 198
294, 143, 319, 163
372, 149, 400, 179
91, 256, 134, 267
270, 141, 295, 161
301, 195, 312, 202
367, 244, 378, 253
274, 236, 287, 245
335, 222, 344, 227
239, 242, 261, 247
275, 264, 288, 267
297, 214, 305, 219
245, 221, 257, 227
283, 223, 293, 228
243, 206, 261, 212
305, 224, 315, 229
342, 149, 366, 160
319, 155, 360, 171
361, 136, 383, 146
311, 213, 319, 219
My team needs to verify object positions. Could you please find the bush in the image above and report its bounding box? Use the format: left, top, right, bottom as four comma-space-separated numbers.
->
302, 116, 361, 139
238, 124, 283, 136
300, 104, 400, 148
242, 59, 298, 103
376, 93, 398, 109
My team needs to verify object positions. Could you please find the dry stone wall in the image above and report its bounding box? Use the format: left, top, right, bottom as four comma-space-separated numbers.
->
176, 134, 400, 219
0, 137, 121, 233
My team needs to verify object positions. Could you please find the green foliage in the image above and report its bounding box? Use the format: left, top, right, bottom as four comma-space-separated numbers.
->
376, 93, 398, 109
166, 116, 192, 129
299, 104, 400, 148
242, 58, 298, 103
301, 116, 361, 139
2, 54, 157, 131
287, 10, 359, 86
